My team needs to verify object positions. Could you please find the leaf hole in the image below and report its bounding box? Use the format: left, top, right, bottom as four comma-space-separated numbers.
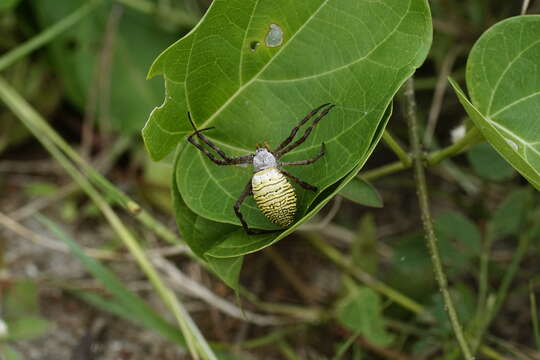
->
250, 41, 260, 51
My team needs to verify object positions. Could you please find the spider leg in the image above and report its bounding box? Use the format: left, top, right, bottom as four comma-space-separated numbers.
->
234, 180, 280, 235
274, 104, 335, 158
187, 113, 253, 165
279, 143, 325, 166
280, 169, 317, 192
273, 103, 332, 153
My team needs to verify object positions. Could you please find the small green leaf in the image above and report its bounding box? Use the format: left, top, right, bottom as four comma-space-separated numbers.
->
452, 15, 540, 190
467, 142, 515, 181
337, 287, 394, 346
435, 211, 481, 256
488, 188, 532, 241
339, 178, 383, 208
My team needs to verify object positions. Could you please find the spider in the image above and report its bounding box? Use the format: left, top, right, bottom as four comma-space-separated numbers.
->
187, 103, 335, 235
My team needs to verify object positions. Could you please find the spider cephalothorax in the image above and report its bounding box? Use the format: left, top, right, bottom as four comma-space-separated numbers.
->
187, 103, 335, 234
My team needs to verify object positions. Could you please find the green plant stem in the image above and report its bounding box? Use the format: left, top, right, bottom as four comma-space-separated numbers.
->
305, 232, 426, 316
404, 78, 473, 360
360, 160, 408, 181
0, 0, 101, 72
427, 127, 482, 165
471, 227, 533, 353
382, 130, 411, 166
0, 76, 217, 359
359, 127, 482, 181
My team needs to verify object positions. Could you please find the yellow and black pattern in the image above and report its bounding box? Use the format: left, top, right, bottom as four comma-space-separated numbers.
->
252, 168, 296, 227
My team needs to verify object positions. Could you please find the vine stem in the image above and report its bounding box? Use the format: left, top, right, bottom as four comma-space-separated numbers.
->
404, 78, 474, 360
359, 127, 481, 181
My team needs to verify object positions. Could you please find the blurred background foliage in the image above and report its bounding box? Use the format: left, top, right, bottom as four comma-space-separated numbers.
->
1, 0, 540, 359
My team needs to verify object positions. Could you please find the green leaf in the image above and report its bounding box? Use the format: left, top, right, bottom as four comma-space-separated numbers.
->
32, 0, 182, 134
384, 232, 435, 299
434, 211, 481, 256
453, 15, 540, 190
467, 142, 515, 181
146, 0, 432, 229
339, 178, 383, 208
37, 216, 186, 347
337, 287, 394, 346
488, 188, 532, 241
434, 211, 481, 275
6, 316, 50, 341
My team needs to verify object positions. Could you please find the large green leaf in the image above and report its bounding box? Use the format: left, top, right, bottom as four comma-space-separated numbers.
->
337, 287, 394, 346
454, 15, 540, 189
145, 0, 432, 230
32, 0, 182, 133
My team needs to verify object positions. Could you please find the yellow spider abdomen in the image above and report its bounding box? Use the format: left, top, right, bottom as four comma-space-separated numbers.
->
252, 168, 296, 227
